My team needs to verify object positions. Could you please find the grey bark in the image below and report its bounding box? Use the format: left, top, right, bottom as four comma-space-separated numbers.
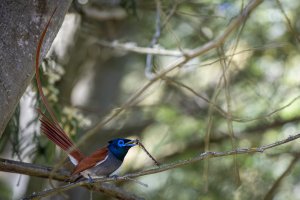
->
0, 0, 72, 136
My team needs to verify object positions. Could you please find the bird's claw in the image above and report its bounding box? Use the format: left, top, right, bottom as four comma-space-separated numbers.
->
88, 174, 94, 183
109, 174, 119, 180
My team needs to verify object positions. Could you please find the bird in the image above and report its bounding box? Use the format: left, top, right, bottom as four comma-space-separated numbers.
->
39, 111, 137, 181
34, 8, 137, 181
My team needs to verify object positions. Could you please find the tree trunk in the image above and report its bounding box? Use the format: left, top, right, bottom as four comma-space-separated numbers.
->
0, 0, 72, 136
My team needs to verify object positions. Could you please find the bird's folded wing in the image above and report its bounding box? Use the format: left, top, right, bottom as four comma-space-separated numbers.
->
72, 147, 109, 175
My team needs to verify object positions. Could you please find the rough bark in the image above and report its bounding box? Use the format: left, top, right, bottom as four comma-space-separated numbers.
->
0, 0, 72, 136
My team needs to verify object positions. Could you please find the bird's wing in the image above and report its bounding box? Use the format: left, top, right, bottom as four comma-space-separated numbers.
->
72, 147, 109, 175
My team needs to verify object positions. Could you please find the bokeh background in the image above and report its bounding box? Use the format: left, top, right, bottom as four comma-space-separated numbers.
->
1, 0, 300, 199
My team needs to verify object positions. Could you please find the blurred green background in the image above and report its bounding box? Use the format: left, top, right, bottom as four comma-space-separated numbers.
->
1, 0, 300, 199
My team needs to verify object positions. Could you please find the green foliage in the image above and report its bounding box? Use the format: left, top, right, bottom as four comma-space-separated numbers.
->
3, 0, 300, 199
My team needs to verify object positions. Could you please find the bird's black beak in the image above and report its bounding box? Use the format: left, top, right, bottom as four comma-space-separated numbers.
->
125, 139, 138, 147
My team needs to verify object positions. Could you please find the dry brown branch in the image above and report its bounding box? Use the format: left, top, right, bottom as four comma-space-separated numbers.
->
0, 159, 142, 200
0, 158, 69, 180
23, 182, 143, 200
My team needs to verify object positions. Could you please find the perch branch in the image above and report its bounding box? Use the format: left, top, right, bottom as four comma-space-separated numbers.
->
22, 131, 300, 199
0, 159, 142, 200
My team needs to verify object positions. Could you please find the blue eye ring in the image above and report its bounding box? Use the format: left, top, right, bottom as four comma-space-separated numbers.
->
118, 140, 125, 147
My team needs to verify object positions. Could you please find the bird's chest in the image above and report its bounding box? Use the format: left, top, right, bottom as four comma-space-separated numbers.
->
80, 151, 123, 179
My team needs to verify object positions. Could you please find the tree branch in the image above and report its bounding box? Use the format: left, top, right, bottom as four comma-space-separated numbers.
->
0, 158, 68, 181
2, 130, 297, 199
97, 40, 184, 56
0, 158, 142, 200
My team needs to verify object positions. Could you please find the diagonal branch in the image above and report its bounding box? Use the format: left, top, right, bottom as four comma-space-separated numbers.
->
263, 155, 299, 200
78, 0, 264, 148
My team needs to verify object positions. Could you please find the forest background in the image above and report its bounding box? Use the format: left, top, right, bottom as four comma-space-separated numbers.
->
1, 0, 300, 199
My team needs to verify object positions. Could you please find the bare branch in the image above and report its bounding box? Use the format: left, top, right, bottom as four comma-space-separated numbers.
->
23, 181, 143, 200
0, 158, 68, 180
97, 40, 184, 56
0, 159, 143, 200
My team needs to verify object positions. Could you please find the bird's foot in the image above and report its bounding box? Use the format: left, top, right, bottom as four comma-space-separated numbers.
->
109, 174, 119, 181
88, 174, 94, 183
68, 175, 85, 183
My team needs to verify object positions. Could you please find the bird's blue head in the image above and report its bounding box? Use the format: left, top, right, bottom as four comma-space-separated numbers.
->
108, 138, 137, 161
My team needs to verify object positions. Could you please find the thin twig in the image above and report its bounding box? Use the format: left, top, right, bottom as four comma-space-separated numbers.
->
145, 0, 162, 79
136, 139, 160, 166
119, 176, 148, 188
263, 156, 299, 200
276, 0, 300, 43
166, 77, 300, 123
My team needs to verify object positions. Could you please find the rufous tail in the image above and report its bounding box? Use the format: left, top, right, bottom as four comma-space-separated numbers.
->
35, 8, 84, 164
38, 110, 84, 163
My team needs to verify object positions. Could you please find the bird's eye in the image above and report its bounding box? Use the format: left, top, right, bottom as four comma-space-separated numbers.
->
118, 140, 125, 147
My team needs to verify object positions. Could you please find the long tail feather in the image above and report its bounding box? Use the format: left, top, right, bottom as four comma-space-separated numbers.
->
38, 110, 84, 163
35, 9, 84, 165
35, 8, 60, 125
